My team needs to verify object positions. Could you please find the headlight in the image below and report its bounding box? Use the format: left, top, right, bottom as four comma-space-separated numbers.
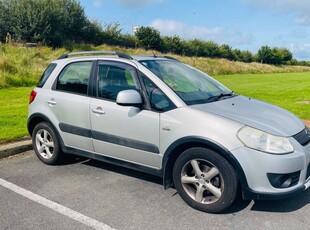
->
237, 126, 294, 154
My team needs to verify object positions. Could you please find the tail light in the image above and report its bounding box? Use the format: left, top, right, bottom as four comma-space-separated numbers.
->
29, 90, 37, 104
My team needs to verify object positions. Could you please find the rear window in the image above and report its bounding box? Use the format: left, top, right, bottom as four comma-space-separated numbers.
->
37, 63, 57, 88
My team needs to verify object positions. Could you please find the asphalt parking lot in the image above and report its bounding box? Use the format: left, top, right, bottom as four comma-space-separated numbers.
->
0, 150, 309, 230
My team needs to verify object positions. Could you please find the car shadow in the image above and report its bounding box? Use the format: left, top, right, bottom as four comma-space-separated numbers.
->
79, 158, 309, 214
82, 159, 163, 185
58, 154, 89, 165
250, 189, 310, 212
219, 188, 310, 214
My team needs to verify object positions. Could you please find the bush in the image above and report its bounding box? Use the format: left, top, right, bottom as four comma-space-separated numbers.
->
135, 26, 163, 51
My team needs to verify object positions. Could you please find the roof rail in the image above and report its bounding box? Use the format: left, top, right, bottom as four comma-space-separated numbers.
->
145, 55, 180, 61
57, 51, 133, 60
163, 56, 180, 61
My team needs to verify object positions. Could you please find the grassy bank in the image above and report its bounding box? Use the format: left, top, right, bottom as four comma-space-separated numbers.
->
0, 45, 66, 88
1, 44, 310, 89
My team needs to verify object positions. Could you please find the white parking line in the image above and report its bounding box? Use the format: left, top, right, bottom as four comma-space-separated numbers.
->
0, 178, 117, 230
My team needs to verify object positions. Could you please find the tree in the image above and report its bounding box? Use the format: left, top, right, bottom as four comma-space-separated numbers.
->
257, 46, 293, 65
101, 22, 122, 46
203, 41, 220, 58
278, 48, 293, 63
187, 39, 207, 57
0, 0, 102, 46
119, 33, 137, 48
219, 44, 237, 61
257, 46, 273, 64
162, 35, 183, 54
82, 20, 104, 45
240, 50, 254, 63
181, 40, 196, 56
0, 1, 11, 42
135, 26, 163, 51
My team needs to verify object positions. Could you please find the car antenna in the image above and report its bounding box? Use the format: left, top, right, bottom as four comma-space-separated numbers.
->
152, 51, 157, 58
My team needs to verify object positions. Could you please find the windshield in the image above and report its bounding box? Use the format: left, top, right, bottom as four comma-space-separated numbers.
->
139, 60, 234, 105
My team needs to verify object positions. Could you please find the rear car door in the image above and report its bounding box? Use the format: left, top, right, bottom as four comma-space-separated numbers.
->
90, 61, 161, 168
46, 61, 94, 152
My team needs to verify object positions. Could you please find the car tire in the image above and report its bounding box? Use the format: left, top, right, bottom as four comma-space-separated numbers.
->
32, 122, 63, 165
173, 147, 238, 213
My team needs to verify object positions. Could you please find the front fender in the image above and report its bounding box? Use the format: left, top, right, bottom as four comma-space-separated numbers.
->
162, 136, 249, 193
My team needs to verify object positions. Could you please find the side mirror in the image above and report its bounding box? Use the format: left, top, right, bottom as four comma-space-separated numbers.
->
116, 90, 143, 107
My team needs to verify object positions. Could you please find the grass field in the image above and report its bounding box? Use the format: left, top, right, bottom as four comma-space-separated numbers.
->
214, 72, 310, 119
0, 87, 32, 143
0, 72, 309, 143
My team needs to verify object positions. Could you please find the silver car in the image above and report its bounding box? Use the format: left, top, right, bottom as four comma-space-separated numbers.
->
28, 51, 310, 213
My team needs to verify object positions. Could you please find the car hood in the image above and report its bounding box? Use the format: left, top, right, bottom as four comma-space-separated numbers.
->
191, 95, 304, 136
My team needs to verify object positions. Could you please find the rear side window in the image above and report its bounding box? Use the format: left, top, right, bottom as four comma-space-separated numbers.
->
56, 62, 92, 95
37, 63, 57, 88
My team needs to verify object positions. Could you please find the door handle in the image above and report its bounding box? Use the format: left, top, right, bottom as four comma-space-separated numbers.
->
92, 107, 106, 115
47, 99, 56, 106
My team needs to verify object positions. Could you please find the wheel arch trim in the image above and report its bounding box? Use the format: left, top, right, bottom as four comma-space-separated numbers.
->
27, 113, 66, 150
28, 113, 58, 135
162, 136, 249, 192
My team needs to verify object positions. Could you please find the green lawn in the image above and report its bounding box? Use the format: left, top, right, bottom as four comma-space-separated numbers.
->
0, 87, 33, 143
214, 72, 310, 119
0, 72, 309, 143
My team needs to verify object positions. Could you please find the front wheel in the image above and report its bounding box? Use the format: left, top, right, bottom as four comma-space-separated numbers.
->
173, 147, 238, 213
32, 122, 63, 165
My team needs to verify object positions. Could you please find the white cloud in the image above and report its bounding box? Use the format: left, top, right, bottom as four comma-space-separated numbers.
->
93, 0, 103, 8
150, 19, 253, 46
289, 28, 307, 39
243, 0, 310, 25
150, 19, 222, 40
93, 0, 164, 8
243, 0, 310, 12
289, 43, 310, 60
226, 29, 253, 46
115, 0, 164, 8
295, 16, 310, 26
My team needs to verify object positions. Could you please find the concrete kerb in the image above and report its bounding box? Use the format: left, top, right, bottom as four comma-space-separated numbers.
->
0, 121, 310, 160
0, 139, 33, 159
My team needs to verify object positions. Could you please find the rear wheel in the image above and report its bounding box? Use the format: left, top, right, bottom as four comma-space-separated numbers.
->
173, 147, 238, 213
32, 122, 62, 165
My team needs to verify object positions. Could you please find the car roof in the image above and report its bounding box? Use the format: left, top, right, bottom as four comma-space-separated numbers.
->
54, 51, 179, 63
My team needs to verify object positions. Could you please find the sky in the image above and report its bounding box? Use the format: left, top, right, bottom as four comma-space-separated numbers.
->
79, 0, 310, 60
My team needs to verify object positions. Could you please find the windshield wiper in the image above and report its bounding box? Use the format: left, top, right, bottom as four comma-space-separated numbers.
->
207, 91, 235, 102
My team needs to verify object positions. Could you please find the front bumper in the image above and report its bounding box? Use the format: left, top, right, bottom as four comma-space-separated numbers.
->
243, 178, 310, 200
232, 137, 310, 200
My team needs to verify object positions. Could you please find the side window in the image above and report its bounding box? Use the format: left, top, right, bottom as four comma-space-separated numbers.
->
142, 76, 176, 112
56, 62, 92, 95
37, 63, 57, 88
97, 64, 140, 101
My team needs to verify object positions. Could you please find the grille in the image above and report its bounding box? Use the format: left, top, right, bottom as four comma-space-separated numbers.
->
293, 127, 310, 146
290, 172, 300, 186
267, 171, 300, 188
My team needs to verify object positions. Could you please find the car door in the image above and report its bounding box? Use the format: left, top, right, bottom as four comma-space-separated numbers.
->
46, 61, 94, 152
90, 61, 161, 168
